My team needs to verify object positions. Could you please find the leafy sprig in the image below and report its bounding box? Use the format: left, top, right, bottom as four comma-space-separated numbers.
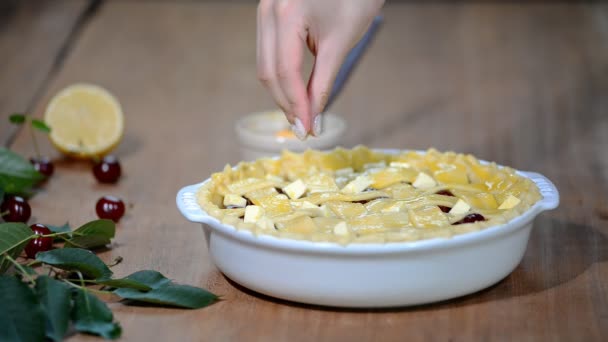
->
0, 147, 43, 197
9, 113, 51, 159
0, 220, 218, 341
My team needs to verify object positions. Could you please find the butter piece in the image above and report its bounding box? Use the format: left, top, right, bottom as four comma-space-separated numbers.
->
223, 194, 247, 208
342, 175, 373, 194
244, 205, 264, 223
412, 172, 437, 189
381, 203, 402, 213
283, 179, 307, 199
498, 195, 521, 209
300, 201, 318, 209
335, 167, 354, 176
320, 204, 334, 217
256, 216, 275, 231
389, 162, 411, 168
265, 174, 285, 183
333, 222, 349, 236
449, 199, 471, 215
363, 161, 387, 170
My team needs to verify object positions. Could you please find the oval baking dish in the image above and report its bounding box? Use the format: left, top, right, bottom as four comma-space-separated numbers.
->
177, 152, 559, 308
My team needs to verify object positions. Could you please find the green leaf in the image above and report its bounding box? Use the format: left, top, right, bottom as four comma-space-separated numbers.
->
112, 270, 217, 308
72, 289, 121, 339
31, 119, 51, 133
0, 222, 33, 255
9, 113, 26, 124
47, 222, 72, 234
18, 264, 37, 277
73, 219, 115, 238
119, 270, 172, 289
36, 249, 113, 279
0, 275, 46, 341
0, 222, 34, 274
64, 220, 115, 249
0, 147, 44, 195
98, 270, 170, 292
115, 283, 218, 309
64, 235, 112, 249
96, 278, 152, 291
35, 276, 72, 341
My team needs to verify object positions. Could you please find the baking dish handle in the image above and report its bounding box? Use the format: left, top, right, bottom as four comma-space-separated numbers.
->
520, 171, 560, 210
176, 183, 214, 223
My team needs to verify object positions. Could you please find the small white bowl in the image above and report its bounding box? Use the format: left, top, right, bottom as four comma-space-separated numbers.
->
235, 110, 346, 160
176, 154, 559, 308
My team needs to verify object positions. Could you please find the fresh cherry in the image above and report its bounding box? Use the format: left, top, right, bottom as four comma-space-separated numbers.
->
93, 155, 121, 184
96, 196, 125, 222
29, 157, 55, 179
25, 223, 53, 258
1, 195, 31, 223
454, 213, 486, 225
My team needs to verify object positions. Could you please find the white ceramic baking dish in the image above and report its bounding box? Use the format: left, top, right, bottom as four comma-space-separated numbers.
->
177, 155, 559, 308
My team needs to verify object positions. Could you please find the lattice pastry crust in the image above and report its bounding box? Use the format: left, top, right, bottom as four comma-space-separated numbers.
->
197, 147, 541, 244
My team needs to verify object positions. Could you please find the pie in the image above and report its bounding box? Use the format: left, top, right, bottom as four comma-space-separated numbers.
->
197, 147, 542, 244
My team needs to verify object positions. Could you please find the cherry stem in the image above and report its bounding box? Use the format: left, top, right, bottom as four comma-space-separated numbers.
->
64, 278, 101, 284
61, 278, 113, 295
107, 256, 123, 268
3, 253, 36, 284
40, 231, 72, 239
0, 210, 8, 217
29, 118, 41, 159
26, 260, 42, 267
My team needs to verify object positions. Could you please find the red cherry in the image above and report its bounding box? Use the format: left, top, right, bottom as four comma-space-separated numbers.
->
96, 196, 125, 222
454, 213, 486, 225
29, 157, 55, 179
93, 155, 121, 183
1, 195, 31, 223
25, 223, 53, 258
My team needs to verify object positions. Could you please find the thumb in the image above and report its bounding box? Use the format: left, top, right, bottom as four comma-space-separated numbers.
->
307, 44, 349, 136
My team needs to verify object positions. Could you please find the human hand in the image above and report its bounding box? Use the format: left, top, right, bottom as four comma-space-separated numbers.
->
256, 0, 384, 139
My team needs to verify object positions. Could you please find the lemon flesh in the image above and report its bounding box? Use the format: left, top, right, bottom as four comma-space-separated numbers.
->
44, 83, 123, 158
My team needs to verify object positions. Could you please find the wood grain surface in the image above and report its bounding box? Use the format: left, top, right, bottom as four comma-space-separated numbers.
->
0, 0, 91, 145
4, 1, 608, 341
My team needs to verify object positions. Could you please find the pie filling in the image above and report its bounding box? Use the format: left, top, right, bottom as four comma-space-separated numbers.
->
197, 147, 542, 244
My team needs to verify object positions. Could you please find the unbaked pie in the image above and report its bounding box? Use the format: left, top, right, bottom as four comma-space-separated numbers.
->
197, 147, 542, 244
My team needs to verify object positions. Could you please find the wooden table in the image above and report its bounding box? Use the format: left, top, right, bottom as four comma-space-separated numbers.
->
2, 1, 607, 340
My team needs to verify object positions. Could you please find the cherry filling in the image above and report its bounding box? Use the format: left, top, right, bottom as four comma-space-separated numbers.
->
438, 205, 451, 213
453, 213, 486, 225
436, 190, 455, 197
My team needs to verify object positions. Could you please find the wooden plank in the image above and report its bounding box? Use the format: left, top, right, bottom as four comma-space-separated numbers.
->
0, 0, 91, 146
7, 1, 608, 341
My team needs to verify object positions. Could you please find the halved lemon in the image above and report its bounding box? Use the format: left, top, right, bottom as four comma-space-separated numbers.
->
44, 83, 124, 159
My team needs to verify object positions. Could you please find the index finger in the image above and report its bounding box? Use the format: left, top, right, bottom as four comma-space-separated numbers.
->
274, 3, 311, 138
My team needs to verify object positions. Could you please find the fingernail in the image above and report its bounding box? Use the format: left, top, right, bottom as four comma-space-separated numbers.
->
312, 114, 323, 137
291, 118, 307, 140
